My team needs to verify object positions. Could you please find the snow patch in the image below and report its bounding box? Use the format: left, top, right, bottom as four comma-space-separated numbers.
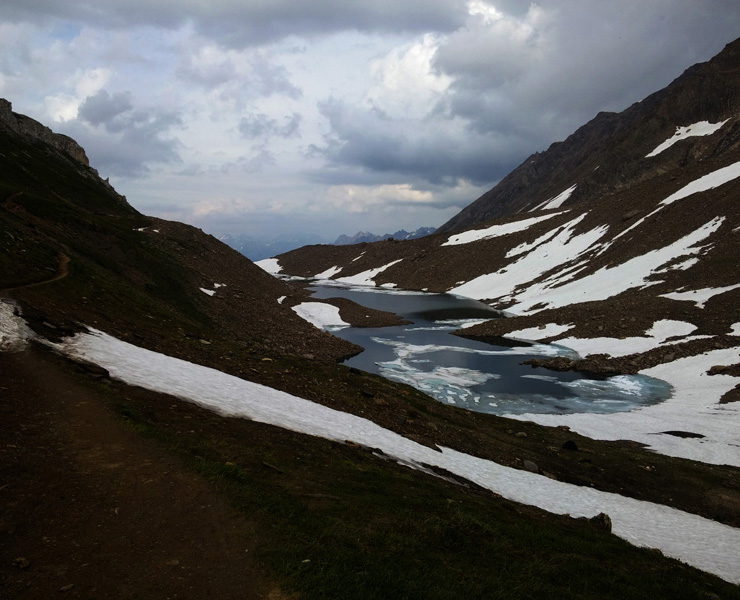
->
507, 217, 723, 314
199, 288, 216, 297
557, 320, 706, 358
646, 120, 728, 158
506, 323, 574, 341
442, 212, 563, 246
292, 302, 348, 330
660, 284, 740, 309
661, 159, 740, 206
255, 258, 282, 274
530, 184, 577, 211
450, 213, 607, 304
314, 265, 343, 279
335, 259, 403, 286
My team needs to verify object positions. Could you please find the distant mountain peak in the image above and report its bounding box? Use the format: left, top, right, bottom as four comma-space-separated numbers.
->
333, 227, 436, 245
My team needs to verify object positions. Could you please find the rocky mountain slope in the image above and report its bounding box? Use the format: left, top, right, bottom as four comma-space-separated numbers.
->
272, 39, 740, 394
437, 38, 740, 233
2, 71, 740, 597
0, 100, 357, 364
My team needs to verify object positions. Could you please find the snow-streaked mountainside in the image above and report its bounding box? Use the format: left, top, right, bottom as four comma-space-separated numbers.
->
266, 39, 740, 456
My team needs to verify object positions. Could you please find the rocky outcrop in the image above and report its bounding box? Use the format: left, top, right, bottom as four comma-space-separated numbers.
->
0, 99, 89, 166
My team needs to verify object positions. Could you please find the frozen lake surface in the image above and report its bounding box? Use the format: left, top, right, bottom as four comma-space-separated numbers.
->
310, 284, 672, 416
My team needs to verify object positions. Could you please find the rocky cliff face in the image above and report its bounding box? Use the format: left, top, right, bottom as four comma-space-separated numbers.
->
0, 98, 134, 208
0, 99, 89, 166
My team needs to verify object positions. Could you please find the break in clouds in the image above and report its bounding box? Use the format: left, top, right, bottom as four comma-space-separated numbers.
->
1, 0, 740, 239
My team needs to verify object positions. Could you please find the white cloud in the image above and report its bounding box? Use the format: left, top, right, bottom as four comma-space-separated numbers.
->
367, 34, 452, 119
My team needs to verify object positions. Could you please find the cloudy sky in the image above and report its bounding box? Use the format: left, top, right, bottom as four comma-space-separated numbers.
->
2, 1, 739, 244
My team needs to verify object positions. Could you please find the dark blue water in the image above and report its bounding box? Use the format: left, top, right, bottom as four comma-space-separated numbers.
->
309, 284, 672, 416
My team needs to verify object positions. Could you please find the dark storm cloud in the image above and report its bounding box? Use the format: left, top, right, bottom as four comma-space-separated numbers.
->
313, 1, 740, 193
77, 90, 133, 128
0, 0, 468, 46
63, 89, 183, 177
433, 1, 740, 144
314, 99, 526, 187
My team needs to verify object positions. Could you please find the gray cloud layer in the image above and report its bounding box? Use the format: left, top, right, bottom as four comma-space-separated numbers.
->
0, 0, 468, 45
4, 0, 740, 239
64, 90, 183, 177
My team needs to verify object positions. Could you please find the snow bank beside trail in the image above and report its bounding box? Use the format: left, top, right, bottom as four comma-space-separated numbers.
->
661, 284, 740, 309
442, 212, 563, 246
54, 329, 740, 583
557, 320, 708, 358
646, 120, 729, 158
292, 302, 348, 330
508, 347, 740, 467
255, 258, 282, 274
335, 259, 403, 286
0, 302, 32, 351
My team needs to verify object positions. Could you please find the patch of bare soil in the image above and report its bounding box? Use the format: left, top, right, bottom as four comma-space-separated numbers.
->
0, 345, 282, 600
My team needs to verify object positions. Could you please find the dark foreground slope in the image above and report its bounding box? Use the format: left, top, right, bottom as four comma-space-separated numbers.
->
2, 104, 740, 598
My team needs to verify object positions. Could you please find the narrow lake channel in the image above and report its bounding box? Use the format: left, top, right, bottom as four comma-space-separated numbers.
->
309, 283, 673, 416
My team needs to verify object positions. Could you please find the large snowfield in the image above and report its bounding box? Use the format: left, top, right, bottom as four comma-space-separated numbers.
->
1, 300, 739, 583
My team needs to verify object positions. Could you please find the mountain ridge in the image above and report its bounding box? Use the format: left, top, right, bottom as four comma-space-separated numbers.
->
334, 226, 436, 245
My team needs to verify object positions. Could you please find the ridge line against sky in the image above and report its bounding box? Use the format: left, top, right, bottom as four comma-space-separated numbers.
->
2, 1, 739, 243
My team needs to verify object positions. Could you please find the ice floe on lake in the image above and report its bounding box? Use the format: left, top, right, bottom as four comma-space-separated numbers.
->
507, 347, 740, 467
